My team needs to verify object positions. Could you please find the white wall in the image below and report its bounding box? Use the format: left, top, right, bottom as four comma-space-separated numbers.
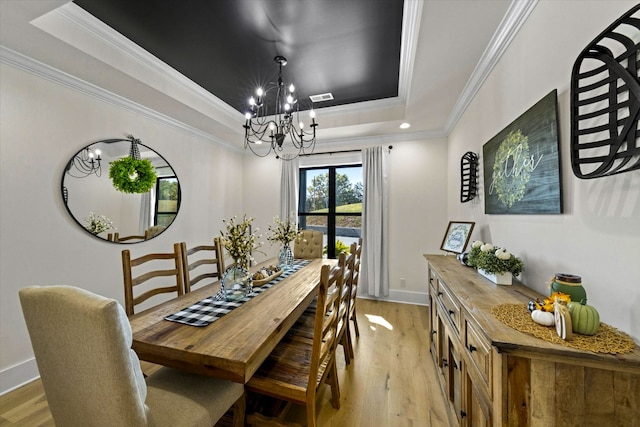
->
447, 0, 640, 341
0, 63, 244, 393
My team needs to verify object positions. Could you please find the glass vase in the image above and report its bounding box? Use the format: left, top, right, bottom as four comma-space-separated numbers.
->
278, 243, 294, 268
221, 265, 252, 302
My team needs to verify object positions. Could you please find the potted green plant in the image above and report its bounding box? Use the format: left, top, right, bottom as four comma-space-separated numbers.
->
467, 240, 523, 285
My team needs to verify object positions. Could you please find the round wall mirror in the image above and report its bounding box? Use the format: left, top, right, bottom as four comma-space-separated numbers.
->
61, 137, 181, 243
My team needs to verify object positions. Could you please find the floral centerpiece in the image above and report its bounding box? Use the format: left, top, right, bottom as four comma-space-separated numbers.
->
267, 216, 299, 267
220, 214, 263, 269
219, 215, 263, 301
467, 240, 523, 284
84, 212, 115, 235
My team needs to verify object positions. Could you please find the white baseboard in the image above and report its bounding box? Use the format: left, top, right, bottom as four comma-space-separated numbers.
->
0, 357, 39, 396
358, 289, 428, 306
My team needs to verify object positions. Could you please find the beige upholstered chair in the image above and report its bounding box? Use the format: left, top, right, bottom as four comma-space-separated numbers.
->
180, 237, 225, 293
294, 229, 323, 259
19, 285, 244, 427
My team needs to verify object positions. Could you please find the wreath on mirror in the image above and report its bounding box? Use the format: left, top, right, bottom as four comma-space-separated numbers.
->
109, 156, 157, 193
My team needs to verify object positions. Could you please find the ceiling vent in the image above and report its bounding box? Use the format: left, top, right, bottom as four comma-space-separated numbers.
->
309, 92, 334, 103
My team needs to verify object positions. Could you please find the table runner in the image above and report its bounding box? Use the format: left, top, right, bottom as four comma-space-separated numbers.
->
165, 260, 311, 327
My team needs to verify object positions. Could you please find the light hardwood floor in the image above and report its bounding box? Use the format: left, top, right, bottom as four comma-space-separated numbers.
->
0, 299, 451, 427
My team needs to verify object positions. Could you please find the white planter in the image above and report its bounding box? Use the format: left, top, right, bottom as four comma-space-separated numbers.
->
478, 268, 512, 285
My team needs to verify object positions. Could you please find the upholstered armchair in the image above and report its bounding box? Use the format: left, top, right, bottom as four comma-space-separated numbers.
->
19, 285, 244, 427
294, 229, 323, 259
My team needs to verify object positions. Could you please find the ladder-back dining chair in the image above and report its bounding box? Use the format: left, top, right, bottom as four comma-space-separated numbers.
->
19, 285, 245, 427
180, 237, 225, 293
289, 251, 354, 365
294, 229, 324, 259
121, 243, 184, 316
348, 238, 362, 341
245, 255, 345, 427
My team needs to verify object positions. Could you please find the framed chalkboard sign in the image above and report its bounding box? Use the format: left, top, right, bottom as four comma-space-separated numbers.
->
483, 90, 562, 214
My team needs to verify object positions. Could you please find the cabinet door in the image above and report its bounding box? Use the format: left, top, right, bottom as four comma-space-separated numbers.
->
441, 328, 463, 426
463, 368, 492, 427
428, 291, 440, 362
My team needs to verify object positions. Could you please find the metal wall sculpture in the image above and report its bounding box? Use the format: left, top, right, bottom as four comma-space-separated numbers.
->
570, 4, 640, 179
460, 151, 478, 203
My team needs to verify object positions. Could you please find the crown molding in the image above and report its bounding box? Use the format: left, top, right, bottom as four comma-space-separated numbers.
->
0, 45, 241, 152
444, 0, 538, 135
54, 3, 241, 124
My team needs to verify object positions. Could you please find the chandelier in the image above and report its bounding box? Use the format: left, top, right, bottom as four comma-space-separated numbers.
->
243, 56, 318, 159
65, 146, 102, 178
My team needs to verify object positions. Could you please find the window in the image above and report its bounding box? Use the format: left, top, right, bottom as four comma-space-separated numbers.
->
298, 165, 362, 258
154, 176, 180, 227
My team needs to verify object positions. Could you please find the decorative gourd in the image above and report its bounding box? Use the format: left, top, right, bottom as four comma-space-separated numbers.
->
531, 310, 555, 326
567, 300, 600, 335
554, 301, 573, 340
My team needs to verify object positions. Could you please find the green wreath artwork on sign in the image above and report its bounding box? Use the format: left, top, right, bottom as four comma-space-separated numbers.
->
491, 130, 532, 209
482, 90, 562, 214
109, 156, 157, 194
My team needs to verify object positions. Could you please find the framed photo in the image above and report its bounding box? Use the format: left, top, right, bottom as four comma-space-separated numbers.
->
440, 221, 475, 254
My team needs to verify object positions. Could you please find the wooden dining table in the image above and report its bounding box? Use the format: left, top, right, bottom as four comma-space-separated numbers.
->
129, 257, 336, 384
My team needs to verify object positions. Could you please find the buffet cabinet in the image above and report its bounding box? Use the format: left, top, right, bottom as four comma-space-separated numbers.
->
425, 255, 640, 427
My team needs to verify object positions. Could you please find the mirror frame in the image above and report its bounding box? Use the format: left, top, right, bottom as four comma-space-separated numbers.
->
61, 138, 181, 243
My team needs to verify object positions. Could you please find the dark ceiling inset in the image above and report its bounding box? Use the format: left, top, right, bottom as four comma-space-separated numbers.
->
73, 0, 404, 114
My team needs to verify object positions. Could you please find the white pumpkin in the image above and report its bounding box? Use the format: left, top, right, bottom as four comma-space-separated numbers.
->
531, 310, 555, 326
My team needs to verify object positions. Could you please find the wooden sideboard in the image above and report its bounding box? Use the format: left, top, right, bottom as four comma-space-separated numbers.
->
424, 254, 640, 427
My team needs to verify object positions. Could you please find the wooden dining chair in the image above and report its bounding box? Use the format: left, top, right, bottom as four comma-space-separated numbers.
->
289, 251, 354, 365
348, 238, 362, 341
121, 243, 185, 316
19, 285, 245, 427
144, 225, 166, 239
294, 229, 324, 259
111, 232, 146, 242
180, 237, 226, 293
245, 256, 345, 427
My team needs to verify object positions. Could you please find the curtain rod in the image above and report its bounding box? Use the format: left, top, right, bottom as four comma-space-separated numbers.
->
301, 145, 393, 157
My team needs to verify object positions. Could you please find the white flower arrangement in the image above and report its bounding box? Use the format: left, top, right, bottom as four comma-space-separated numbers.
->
267, 216, 300, 246
84, 212, 115, 235
220, 214, 264, 269
468, 240, 523, 276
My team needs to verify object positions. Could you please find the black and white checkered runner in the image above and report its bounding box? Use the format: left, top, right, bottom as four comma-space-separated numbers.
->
164, 260, 310, 327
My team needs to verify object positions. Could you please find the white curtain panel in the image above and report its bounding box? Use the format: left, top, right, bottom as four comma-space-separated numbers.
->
361, 146, 389, 297
139, 189, 153, 234
280, 155, 299, 221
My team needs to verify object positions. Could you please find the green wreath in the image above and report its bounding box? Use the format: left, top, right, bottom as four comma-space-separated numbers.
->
109, 157, 157, 194
492, 130, 531, 208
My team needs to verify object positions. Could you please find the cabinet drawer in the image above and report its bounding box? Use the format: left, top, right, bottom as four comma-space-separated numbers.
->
428, 268, 439, 292
437, 280, 461, 334
465, 319, 492, 389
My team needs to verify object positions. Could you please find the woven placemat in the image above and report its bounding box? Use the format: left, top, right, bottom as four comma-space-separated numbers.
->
491, 303, 636, 354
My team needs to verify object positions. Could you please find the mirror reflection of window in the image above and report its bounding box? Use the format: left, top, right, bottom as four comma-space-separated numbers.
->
155, 176, 180, 227
61, 139, 181, 243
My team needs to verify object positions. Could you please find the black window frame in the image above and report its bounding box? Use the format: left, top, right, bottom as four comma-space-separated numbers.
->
154, 175, 180, 227
298, 164, 362, 259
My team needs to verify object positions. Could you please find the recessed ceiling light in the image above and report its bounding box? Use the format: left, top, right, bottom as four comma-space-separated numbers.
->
400, 122, 411, 129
